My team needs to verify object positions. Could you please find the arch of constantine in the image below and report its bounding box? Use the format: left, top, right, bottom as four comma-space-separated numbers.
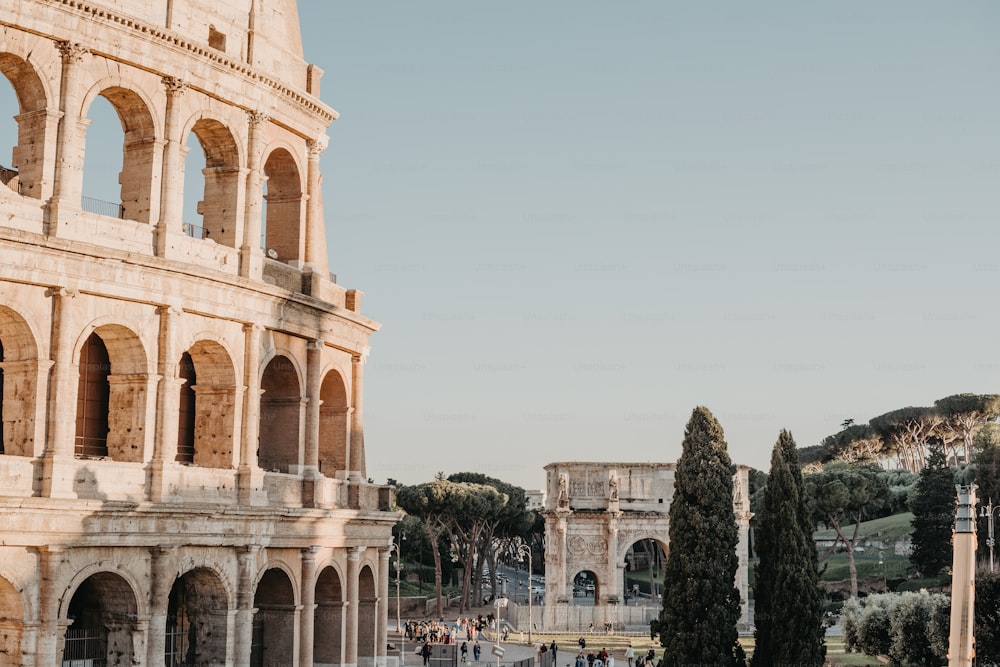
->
0, 1, 398, 665
541, 462, 752, 633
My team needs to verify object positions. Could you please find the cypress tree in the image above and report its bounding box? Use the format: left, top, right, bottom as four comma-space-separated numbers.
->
751, 430, 825, 667
909, 443, 955, 576
654, 406, 743, 666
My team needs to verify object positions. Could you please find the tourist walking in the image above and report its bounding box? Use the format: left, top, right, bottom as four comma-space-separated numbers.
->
624, 644, 634, 667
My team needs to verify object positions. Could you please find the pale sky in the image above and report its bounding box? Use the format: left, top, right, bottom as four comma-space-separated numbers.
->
3, 2, 998, 491
299, 1, 1000, 489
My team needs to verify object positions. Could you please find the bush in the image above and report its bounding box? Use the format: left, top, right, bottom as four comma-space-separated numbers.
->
842, 591, 949, 665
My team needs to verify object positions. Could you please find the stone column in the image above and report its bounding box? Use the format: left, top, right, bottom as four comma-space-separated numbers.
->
304, 136, 329, 277
299, 547, 318, 667
238, 324, 264, 505
146, 546, 176, 666
47, 41, 89, 232
234, 546, 259, 666
240, 111, 268, 279
150, 306, 181, 501
12, 107, 61, 201
377, 547, 391, 667
39, 287, 77, 498
302, 339, 323, 507
345, 547, 361, 667
156, 77, 187, 256
348, 354, 366, 481
35, 546, 65, 666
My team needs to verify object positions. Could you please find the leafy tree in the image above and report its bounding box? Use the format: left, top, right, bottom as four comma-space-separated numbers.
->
844, 592, 949, 665
869, 407, 943, 472
653, 406, 743, 666
822, 423, 884, 465
805, 463, 890, 598
751, 431, 825, 667
396, 480, 460, 617
972, 434, 1000, 557
908, 444, 955, 576
934, 393, 1000, 464
976, 571, 1000, 663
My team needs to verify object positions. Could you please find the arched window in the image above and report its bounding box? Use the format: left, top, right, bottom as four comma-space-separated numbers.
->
75, 332, 110, 458
258, 355, 301, 473
358, 565, 377, 664
166, 568, 229, 665
0, 65, 18, 194
183, 119, 241, 246
64, 572, 139, 665
0, 52, 50, 199
318, 370, 350, 476
82, 87, 157, 222
251, 569, 295, 667
314, 567, 343, 663
176, 351, 196, 463
262, 148, 304, 263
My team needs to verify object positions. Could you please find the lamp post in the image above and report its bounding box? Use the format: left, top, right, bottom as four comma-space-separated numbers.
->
982, 497, 1000, 572
392, 533, 405, 665
516, 542, 532, 644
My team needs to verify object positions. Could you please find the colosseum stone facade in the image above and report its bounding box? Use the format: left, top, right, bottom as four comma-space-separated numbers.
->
0, 1, 397, 665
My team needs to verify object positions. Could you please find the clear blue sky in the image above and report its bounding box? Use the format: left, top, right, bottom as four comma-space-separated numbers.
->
3, 3, 997, 490
299, 1, 1000, 489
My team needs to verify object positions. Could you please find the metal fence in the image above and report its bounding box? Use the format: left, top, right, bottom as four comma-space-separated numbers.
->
81, 195, 124, 219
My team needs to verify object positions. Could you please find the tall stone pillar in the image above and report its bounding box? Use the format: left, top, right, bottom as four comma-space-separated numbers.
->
304, 136, 329, 277
234, 546, 259, 667
302, 339, 323, 506
299, 547, 318, 667
345, 547, 362, 667
349, 354, 366, 481
156, 77, 187, 256
36, 546, 66, 666
151, 306, 181, 502
47, 41, 89, 232
146, 546, 176, 666
240, 111, 268, 279
238, 324, 264, 505
39, 287, 77, 498
377, 547, 391, 667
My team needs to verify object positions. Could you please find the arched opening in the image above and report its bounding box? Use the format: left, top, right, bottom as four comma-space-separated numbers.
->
250, 568, 295, 667
571, 569, 600, 606
0, 575, 24, 661
262, 148, 304, 263
258, 355, 301, 473
184, 119, 241, 246
176, 351, 196, 463
623, 539, 668, 606
0, 306, 40, 457
318, 371, 349, 477
63, 571, 139, 665
75, 325, 149, 463
314, 566, 343, 665
0, 51, 50, 199
177, 341, 237, 468
82, 87, 156, 222
165, 568, 230, 666
75, 332, 110, 458
357, 565, 376, 667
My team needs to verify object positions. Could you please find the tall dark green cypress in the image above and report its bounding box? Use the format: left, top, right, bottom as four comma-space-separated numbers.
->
751, 430, 825, 666
654, 406, 743, 666
909, 443, 955, 576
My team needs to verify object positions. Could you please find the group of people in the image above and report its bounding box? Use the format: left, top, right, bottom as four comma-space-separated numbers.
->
405, 614, 500, 646
571, 642, 657, 667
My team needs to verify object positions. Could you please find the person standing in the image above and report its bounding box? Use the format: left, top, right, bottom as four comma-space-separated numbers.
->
461, 641, 469, 664
550, 640, 558, 662
420, 642, 432, 667
473, 641, 481, 662
624, 644, 634, 667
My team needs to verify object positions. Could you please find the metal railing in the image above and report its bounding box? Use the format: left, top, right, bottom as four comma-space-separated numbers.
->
81, 195, 125, 219
182, 222, 207, 239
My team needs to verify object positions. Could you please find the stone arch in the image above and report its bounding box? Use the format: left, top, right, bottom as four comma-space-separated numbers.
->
251, 567, 296, 667
81, 82, 159, 223
74, 323, 150, 462
61, 570, 141, 666
314, 565, 344, 665
258, 353, 303, 473
262, 146, 304, 263
358, 564, 377, 666
184, 117, 242, 247
0, 50, 50, 199
318, 368, 350, 477
0, 574, 24, 662
177, 339, 237, 468
0, 305, 41, 457
166, 567, 230, 666
620, 537, 668, 603
570, 568, 601, 604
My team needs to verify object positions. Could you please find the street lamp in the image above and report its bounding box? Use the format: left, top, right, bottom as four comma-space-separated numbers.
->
516, 542, 533, 644
982, 498, 1000, 572
391, 532, 406, 665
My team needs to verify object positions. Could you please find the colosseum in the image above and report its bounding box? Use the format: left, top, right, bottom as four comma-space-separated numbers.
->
0, 1, 397, 665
